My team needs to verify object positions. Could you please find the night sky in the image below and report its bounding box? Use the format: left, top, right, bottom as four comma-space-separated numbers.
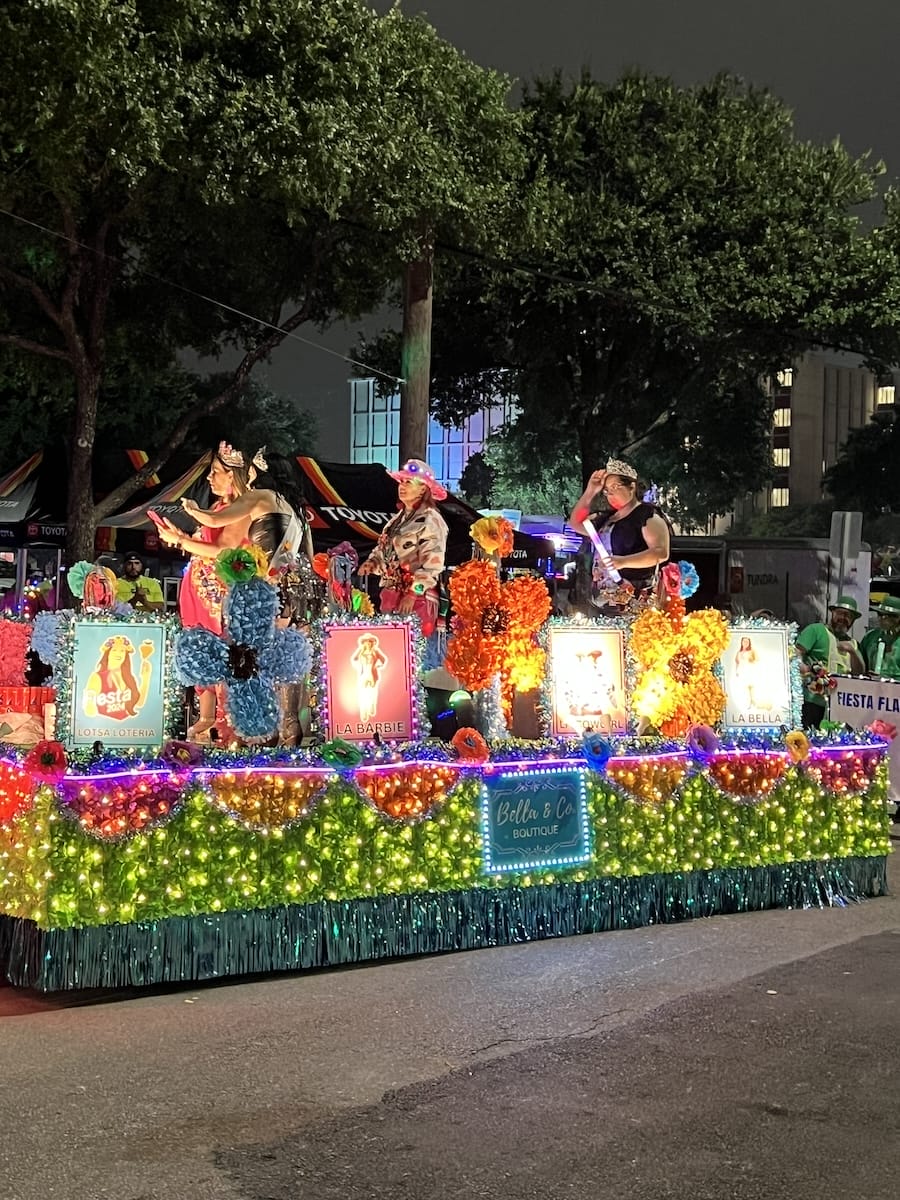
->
257, 0, 900, 456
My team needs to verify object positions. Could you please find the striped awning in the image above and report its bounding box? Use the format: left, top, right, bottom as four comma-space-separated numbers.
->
101, 452, 212, 529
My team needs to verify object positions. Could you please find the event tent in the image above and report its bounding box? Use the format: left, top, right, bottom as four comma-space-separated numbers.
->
0, 451, 67, 550
295, 457, 555, 570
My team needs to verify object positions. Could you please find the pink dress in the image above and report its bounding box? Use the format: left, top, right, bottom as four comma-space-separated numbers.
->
178, 522, 225, 635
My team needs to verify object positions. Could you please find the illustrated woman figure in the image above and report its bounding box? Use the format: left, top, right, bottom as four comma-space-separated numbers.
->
83, 635, 154, 721
350, 633, 388, 723
733, 635, 758, 706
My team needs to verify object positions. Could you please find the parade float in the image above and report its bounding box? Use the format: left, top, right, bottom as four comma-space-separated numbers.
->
0, 534, 891, 992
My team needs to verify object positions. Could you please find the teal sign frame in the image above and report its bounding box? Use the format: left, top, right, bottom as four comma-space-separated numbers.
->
69, 620, 169, 747
480, 765, 592, 874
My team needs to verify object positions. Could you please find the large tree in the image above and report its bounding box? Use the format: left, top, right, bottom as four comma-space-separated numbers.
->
0, 0, 519, 558
370, 16, 523, 462
369, 72, 900, 524
824, 410, 900, 518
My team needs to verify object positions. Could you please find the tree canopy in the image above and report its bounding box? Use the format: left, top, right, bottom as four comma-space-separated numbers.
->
367, 71, 900, 524
0, 0, 519, 557
825, 411, 900, 518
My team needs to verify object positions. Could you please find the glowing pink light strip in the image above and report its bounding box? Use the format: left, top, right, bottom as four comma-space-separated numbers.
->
192, 765, 334, 776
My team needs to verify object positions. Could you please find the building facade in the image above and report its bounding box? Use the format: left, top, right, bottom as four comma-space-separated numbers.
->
727, 350, 895, 527
348, 378, 513, 493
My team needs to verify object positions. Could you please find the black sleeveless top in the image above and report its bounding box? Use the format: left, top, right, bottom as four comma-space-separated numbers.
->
248, 511, 292, 560
589, 501, 668, 590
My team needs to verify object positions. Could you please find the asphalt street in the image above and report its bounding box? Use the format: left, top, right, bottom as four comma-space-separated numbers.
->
2, 844, 899, 1200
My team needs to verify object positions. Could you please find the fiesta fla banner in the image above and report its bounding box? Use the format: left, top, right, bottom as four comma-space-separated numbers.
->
830, 674, 900, 803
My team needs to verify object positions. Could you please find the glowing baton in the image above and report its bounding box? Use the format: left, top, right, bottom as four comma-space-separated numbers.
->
582, 518, 623, 584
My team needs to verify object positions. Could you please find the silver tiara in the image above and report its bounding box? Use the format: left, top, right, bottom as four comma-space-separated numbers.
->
605, 458, 637, 480
217, 442, 267, 472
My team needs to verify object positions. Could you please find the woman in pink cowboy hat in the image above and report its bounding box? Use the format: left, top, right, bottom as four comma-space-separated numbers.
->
358, 459, 449, 636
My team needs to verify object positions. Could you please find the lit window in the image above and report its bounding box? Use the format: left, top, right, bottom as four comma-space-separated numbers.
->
353, 414, 371, 448
352, 380, 373, 413
877, 385, 895, 406
776, 368, 794, 389
773, 448, 790, 467
773, 407, 791, 427
771, 488, 790, 508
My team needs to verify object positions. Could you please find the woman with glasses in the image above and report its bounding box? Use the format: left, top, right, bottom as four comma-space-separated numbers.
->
568, 458, 670, 611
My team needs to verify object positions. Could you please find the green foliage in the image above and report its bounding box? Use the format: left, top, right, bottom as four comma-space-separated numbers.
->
863, 512, 900, 559
0, 357, 71, 474
97, 368, 318, 457
824, 411, 900, 517
456, 452, 496, 509
635, 375, 775, 529
382, 71, 900, 528
0, 1, 519, 554
732, 502, 836, 539
191, 377, 318, 458
483, 418, 582, 516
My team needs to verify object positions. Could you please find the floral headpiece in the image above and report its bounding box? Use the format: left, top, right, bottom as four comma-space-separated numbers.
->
605, 458, 638, 480
101, 635, 132, 653
216, 442, 268, 472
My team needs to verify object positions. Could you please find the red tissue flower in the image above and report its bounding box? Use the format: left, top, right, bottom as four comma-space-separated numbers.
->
868, 719, 897, 742
23, 739, 68, 782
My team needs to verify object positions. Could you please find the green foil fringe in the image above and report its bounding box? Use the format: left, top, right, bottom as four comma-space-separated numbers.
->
0, 854, 887, 992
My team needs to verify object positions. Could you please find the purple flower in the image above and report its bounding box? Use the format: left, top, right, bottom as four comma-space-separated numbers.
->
686, 723, 719, 758
161, 739, 203, 768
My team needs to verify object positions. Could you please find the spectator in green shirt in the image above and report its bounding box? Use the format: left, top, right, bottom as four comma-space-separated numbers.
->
115, 554, 165, 612
860, 595, 900, 679
796, 596, 865, 728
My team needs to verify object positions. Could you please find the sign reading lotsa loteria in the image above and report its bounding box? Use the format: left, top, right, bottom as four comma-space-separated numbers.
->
70, 621, 168, 746
481, 766, 591, 873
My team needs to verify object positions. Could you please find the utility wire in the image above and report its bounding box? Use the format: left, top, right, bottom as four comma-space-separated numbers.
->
0, 206, 407, 387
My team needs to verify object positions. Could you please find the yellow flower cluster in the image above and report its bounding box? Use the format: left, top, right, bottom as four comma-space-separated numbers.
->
470, 516, 515, 558
630, 606, 729, 733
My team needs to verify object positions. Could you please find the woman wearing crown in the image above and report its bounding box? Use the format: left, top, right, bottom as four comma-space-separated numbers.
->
568, 458, 670, 613
176, 443, 311, 569
156, 442, 312, 740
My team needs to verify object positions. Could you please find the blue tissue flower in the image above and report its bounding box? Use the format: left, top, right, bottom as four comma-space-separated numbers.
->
175, 573, 310, 739
582, 731, 613, 771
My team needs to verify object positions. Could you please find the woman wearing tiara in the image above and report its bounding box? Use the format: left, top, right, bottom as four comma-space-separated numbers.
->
156, 442, 312, 740
178, 444, 311, 569
568, 457, 670, 613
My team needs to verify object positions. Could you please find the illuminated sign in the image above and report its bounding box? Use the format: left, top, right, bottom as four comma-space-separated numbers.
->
547, 625, 627, 736
720, 627, 793, 730
481, 765, 591, 873
70, 621, 168, 746
830, 675, 900, 804
322, 622, 416, 742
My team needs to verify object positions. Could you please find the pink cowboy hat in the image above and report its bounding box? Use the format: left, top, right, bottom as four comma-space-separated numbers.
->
388, 458, 447, 500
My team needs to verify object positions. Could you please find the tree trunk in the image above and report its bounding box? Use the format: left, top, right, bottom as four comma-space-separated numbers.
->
577, 421, 606, 489
66, 363, 102, 564
399, 232, 433, 464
